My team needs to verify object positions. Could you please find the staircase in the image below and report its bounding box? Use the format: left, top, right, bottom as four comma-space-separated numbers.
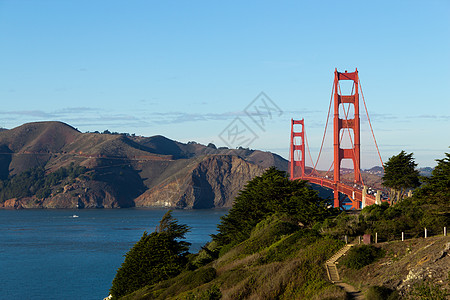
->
326, 263, 340, 282
325, 244, 353, 283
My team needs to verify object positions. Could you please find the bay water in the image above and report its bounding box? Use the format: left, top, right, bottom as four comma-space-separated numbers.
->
0, 208, 228, 300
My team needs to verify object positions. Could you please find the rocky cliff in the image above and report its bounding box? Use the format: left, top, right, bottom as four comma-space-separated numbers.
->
134, 155, 265, 209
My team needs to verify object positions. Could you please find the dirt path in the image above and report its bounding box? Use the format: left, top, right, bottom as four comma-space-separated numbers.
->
335, 282, 364, 300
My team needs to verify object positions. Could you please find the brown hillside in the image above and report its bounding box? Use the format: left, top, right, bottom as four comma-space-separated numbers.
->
134, 155, 265, 209
0, 121, 287, 209
0, 121, 80, 153
338, 236, 450, 297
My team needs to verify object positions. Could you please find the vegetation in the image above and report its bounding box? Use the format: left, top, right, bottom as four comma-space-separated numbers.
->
415, 151, 450, 200
213, 167, 337, 247
110, 211, 190, 299
110, 152, 450, 299
365, 286, 398, 300
408, 281, 448, 300
118, 215, 346, 300
382, 150, 420, 202
86, 129, 136, 136
341, 244, 385, 269
0, 163, 88, 203
358, 151, 450, 240
110, 168, 347, 299
313, 151, 450, 241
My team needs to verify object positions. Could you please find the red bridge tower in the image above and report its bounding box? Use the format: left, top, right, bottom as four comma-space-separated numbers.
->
333, 68, 362, 206
290, 119, 305, 179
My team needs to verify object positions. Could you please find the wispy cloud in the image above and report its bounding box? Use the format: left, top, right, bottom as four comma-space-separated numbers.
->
416, 114, 450, 121
367, 113, 450, 123
150, 111, 248, 124
0, 110, 55, 118
54, 107, 99, 114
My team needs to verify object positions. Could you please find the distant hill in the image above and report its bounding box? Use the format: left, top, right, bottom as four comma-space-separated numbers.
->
418, 167, 433, 177
0, 121, 288, 209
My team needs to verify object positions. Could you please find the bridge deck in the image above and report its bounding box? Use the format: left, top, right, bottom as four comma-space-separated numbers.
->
292, 175, 377, 209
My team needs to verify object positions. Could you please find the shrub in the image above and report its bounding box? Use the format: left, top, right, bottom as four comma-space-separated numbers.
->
341, 245, 385, 270
365, 285, 399, 300
184, 284, 222, 300
408, 281, 448, 300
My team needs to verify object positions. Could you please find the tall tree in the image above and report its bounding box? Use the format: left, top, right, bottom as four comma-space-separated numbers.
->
110, 211, 190, 299
382, 150, 420, 202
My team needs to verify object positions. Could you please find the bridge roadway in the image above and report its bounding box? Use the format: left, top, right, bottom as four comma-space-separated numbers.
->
291, 175, 377, 210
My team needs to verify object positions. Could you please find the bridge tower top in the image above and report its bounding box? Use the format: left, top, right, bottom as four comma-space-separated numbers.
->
289, 68, 384, 210
290, 118, 305, 180
333, 68, 361, 186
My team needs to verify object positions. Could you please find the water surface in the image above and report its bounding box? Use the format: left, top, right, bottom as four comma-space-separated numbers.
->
0, 208, 227, 300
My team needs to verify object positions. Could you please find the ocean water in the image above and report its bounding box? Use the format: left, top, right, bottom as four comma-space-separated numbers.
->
0, 208, 228, 300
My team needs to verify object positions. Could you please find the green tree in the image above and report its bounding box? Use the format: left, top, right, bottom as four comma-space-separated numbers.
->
110, 211, 190, 299
382, 150, 420, 202
415, 151, 450, 201
213, 167, 334, 247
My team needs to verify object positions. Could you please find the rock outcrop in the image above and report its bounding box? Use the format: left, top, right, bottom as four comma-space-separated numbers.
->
134, 155, 265, 208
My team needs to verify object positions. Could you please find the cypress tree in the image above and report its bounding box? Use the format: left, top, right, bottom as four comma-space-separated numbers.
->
110, 210, 190, 298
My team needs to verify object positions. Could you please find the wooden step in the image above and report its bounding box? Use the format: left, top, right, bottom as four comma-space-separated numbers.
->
325, 244, 355, 282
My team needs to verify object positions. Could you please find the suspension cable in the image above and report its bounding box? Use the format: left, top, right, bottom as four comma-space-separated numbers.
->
304, 128, 316, 176
359, 79, 384, 169
341, 94, 365, 186
311, 80, 335, 175
324, 82, 352, 179
337, 80, 364, 185
325, 161, 334, 178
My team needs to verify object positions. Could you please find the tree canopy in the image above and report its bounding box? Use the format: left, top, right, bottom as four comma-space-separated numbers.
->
415, 151, 450, 200
359, 151, 450, 240
0, 163, 88, 202
110, 211, 190, 299
212, 167, 335, 247
382, 150, 420, 202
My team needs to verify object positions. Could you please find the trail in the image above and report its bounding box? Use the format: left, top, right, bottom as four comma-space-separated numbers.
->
325, 244, 364, 300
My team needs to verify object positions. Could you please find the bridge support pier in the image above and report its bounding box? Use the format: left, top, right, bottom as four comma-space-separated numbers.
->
376, 190, 381, 205
333, 189, 340, 208
362, 186, 367, 208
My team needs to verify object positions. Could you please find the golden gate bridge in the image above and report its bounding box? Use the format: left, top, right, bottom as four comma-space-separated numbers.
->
289, 68, 385, 210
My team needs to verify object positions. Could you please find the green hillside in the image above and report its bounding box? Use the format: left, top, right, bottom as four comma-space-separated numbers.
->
109, 152, 449, 299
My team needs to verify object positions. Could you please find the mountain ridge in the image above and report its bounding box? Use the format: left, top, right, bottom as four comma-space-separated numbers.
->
0, 121, 287, 209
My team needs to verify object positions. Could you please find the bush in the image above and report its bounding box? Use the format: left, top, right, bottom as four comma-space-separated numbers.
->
185, 284, 222, 300
365, 285, 398, 300
341, 245, 385, 270
408, 281, 448, 300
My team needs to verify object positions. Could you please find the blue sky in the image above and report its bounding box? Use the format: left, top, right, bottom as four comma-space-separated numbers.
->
0, 0, 449, 168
